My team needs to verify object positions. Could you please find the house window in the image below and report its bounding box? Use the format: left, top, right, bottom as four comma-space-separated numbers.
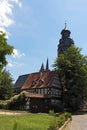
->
51, 99, 59, 105
39, 79, 44, 85
51, 99, 55, 104
32, 80, 36, 86
41, 89, 44, 95
44, 88, 47, 95
58, 91, 62, 97
38, 89, 41, 94
35, 89, 37, 93
28, 89, 35, 93
47, 88, 51, 95
51, 88, 60, 97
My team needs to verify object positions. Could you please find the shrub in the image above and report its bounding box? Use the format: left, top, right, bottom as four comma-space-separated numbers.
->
47, 120, 58, 130
49, 110, 55, 116
64, 112, 72, 120
0, 100, 7, 109
54, 113, 60, 117
48, 112, 72, 130
57, 114, 66, 127
0, 91, 28, 110
7, 92, 26, 110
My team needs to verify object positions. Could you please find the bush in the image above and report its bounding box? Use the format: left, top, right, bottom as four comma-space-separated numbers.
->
0, 100, 7, 109
0, 91, 28, 110
48, 112, 72, 130
7, 91, 27, 110
54, 113, 60, 117
57, 114, 66, 127
49, 110, 55, 116
47, 120, 58, 130
64, 112, 72, 120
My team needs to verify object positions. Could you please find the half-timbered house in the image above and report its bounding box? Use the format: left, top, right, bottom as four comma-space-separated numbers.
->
14, 62, 62, 112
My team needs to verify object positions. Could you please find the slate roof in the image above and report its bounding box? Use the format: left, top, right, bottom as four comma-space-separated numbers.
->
14, 74, 29, 89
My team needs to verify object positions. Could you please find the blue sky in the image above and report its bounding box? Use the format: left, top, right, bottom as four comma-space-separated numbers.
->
1, 0, 87, 82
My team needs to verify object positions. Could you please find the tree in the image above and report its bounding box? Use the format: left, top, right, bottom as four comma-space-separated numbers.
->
0, 70, 14, 100
0, 31, 14, 100
0, 31, 13, 77
54, 45, 87, 111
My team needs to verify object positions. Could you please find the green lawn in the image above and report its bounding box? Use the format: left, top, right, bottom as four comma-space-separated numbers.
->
0, 113, 58, 130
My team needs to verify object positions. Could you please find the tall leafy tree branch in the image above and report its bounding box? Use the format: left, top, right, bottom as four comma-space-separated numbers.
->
0, 31, 13, 71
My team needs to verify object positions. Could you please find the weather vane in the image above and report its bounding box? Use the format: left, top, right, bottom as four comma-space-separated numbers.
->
65, 21, 67, 29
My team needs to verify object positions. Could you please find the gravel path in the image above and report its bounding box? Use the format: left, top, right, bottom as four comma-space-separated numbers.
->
0, 111, 22, 115
64, 114, 87, 130
0, 111, 28, 115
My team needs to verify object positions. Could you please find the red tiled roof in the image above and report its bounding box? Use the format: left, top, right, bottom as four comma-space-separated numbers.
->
21, 71, 56, 90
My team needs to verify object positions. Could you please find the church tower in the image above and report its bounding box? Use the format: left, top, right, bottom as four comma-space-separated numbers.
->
57, 23, 74, 55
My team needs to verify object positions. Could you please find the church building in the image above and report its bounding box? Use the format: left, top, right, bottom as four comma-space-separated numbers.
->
14, 24, 74, 112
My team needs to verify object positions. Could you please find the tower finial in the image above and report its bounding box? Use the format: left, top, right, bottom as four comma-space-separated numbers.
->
46, 58, 49, 71
65, 21, 67, 29
40, 63, 44, 72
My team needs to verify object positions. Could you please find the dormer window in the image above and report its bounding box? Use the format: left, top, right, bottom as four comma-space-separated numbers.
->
39, 79, 44, 85
32, 80, 36, 86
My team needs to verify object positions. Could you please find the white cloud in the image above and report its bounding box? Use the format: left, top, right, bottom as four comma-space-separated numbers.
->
0, 0, 22, 35
12, 48, 25, 58
11, 0, 22, 7
7, 48, 25, 68
8, 61, 24, 67
19, 2, 22, 8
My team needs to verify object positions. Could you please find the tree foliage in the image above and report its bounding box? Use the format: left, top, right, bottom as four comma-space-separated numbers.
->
0, 31, 13, 73
0, 31, 14, 100
54, 45, 87, 111
0, 70, 14, 100
0, 91, 27, 109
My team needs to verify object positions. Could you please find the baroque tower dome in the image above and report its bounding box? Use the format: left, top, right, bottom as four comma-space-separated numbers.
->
57, 24, 74, 55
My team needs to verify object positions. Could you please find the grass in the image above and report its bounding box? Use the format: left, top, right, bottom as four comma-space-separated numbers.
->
0, 113, 58, 130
